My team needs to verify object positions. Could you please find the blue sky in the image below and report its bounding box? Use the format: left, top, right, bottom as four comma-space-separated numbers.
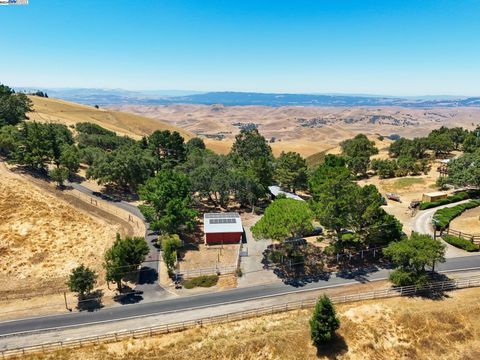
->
1, 0, 479, 96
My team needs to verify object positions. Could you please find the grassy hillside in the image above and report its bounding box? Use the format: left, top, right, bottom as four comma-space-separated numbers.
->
28, 96, 194, 140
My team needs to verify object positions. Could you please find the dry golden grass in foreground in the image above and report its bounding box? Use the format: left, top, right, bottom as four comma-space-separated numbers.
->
0, 166, 120, 294
27, 287, 480, 360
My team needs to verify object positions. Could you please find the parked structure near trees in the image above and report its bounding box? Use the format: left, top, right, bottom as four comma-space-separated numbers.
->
422, 191, 448, 203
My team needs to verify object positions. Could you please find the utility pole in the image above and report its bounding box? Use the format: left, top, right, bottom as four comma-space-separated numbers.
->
64, 292, 72, 312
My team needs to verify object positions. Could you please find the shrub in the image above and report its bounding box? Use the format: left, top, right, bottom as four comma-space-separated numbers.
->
419, 192, 469, 210
182, 275, 219, 289
389, 268, 414, 286
442, 235, 479, 252
160, 234, 182, 276
389, 269, 429, 287
433, 200, 480, 229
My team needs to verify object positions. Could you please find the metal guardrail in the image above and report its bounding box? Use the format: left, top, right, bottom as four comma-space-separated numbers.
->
2, 275, 480, 358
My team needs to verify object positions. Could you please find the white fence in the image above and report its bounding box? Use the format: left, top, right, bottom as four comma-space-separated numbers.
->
178, 265, 238, 279
2, 275, 480, 358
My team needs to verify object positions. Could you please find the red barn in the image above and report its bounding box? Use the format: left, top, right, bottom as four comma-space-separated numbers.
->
204, 212, 243, 245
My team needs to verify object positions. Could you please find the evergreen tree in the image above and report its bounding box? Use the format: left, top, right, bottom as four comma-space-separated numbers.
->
274, 151, 308, 193
251, 198, 313, 241
148, 130, 186, 171
229, 128, 274, 208
310, 295, 340, 347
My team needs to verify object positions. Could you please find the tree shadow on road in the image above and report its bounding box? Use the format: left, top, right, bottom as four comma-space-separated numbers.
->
113, 290, 144, 305
77, 290, 104, 312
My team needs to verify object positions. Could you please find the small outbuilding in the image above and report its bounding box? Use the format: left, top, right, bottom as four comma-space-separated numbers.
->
422, 191, 448, 203
268, 185, 304, 201
203, 212, 243, 245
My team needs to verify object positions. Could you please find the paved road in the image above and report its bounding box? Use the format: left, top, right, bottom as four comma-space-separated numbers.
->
1, 254, 479, 337
66, 181, 163, 296
410, 200, 473, 258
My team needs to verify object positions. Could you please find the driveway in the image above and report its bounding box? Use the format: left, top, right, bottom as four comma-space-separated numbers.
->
410, 200, 476, 258
237, 214, 281, 287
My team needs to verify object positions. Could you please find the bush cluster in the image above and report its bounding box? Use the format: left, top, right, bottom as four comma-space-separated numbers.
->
419, 192, 469, 210
442, 235, 479, 252
433, 200, 480, 229
182, 274, 219, 289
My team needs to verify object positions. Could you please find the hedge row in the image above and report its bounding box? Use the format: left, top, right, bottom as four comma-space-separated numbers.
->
419, 192, 469, 210
433, 200, 480, 229
442, 234, 479, 252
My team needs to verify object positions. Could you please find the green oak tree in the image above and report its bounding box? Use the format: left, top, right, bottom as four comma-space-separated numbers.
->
67, 264, 98, 298
139, 169, 197, 234
49, 166, 69, 188
384, 232, 446, 286
0, 84, 32, 127
86, 144, 153, 192
104, 234, 149, 292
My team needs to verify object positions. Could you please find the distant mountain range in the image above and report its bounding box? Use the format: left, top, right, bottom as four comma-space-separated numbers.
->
15, 88, 480, 108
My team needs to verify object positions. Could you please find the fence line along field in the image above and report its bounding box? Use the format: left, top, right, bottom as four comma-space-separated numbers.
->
0, 167, 121, 296
14, 285, 480, 360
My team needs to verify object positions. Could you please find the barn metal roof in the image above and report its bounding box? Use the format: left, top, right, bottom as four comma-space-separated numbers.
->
204, 212, 243, 233
268, 186, 305, 201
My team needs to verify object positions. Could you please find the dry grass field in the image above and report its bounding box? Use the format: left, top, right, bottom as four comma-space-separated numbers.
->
28, 96, 194, 140
0, 166, 121, 294
112, 104, 480, 157
450, 207, 480, 234
25, 287, 480, 360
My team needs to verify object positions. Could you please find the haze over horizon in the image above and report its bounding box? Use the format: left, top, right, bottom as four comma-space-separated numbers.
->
2, 0, 480, 96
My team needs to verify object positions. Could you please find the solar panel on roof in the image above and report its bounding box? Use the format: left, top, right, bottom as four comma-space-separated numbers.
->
204, 213, 240, 219
209, 218, 237, 224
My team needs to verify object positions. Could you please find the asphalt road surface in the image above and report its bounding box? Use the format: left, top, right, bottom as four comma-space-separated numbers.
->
1, 254, 479, 337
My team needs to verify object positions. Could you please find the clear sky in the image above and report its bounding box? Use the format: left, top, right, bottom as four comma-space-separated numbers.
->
1, 0, 479, 96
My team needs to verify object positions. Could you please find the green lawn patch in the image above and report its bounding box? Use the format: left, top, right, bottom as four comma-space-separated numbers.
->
419, 191, 469, 210
391, 177, 425, 190
442, 234, 479, 252
433, 200, 480, 229
182, 274, 219, 289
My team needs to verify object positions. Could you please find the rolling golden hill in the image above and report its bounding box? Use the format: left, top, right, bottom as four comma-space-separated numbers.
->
27, 96, 194, 140
27, 96, 332, 156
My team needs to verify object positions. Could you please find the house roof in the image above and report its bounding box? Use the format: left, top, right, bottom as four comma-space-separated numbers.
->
268, 185, 305, 201
204, 212, 243, 234
423, 191, 448, 197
